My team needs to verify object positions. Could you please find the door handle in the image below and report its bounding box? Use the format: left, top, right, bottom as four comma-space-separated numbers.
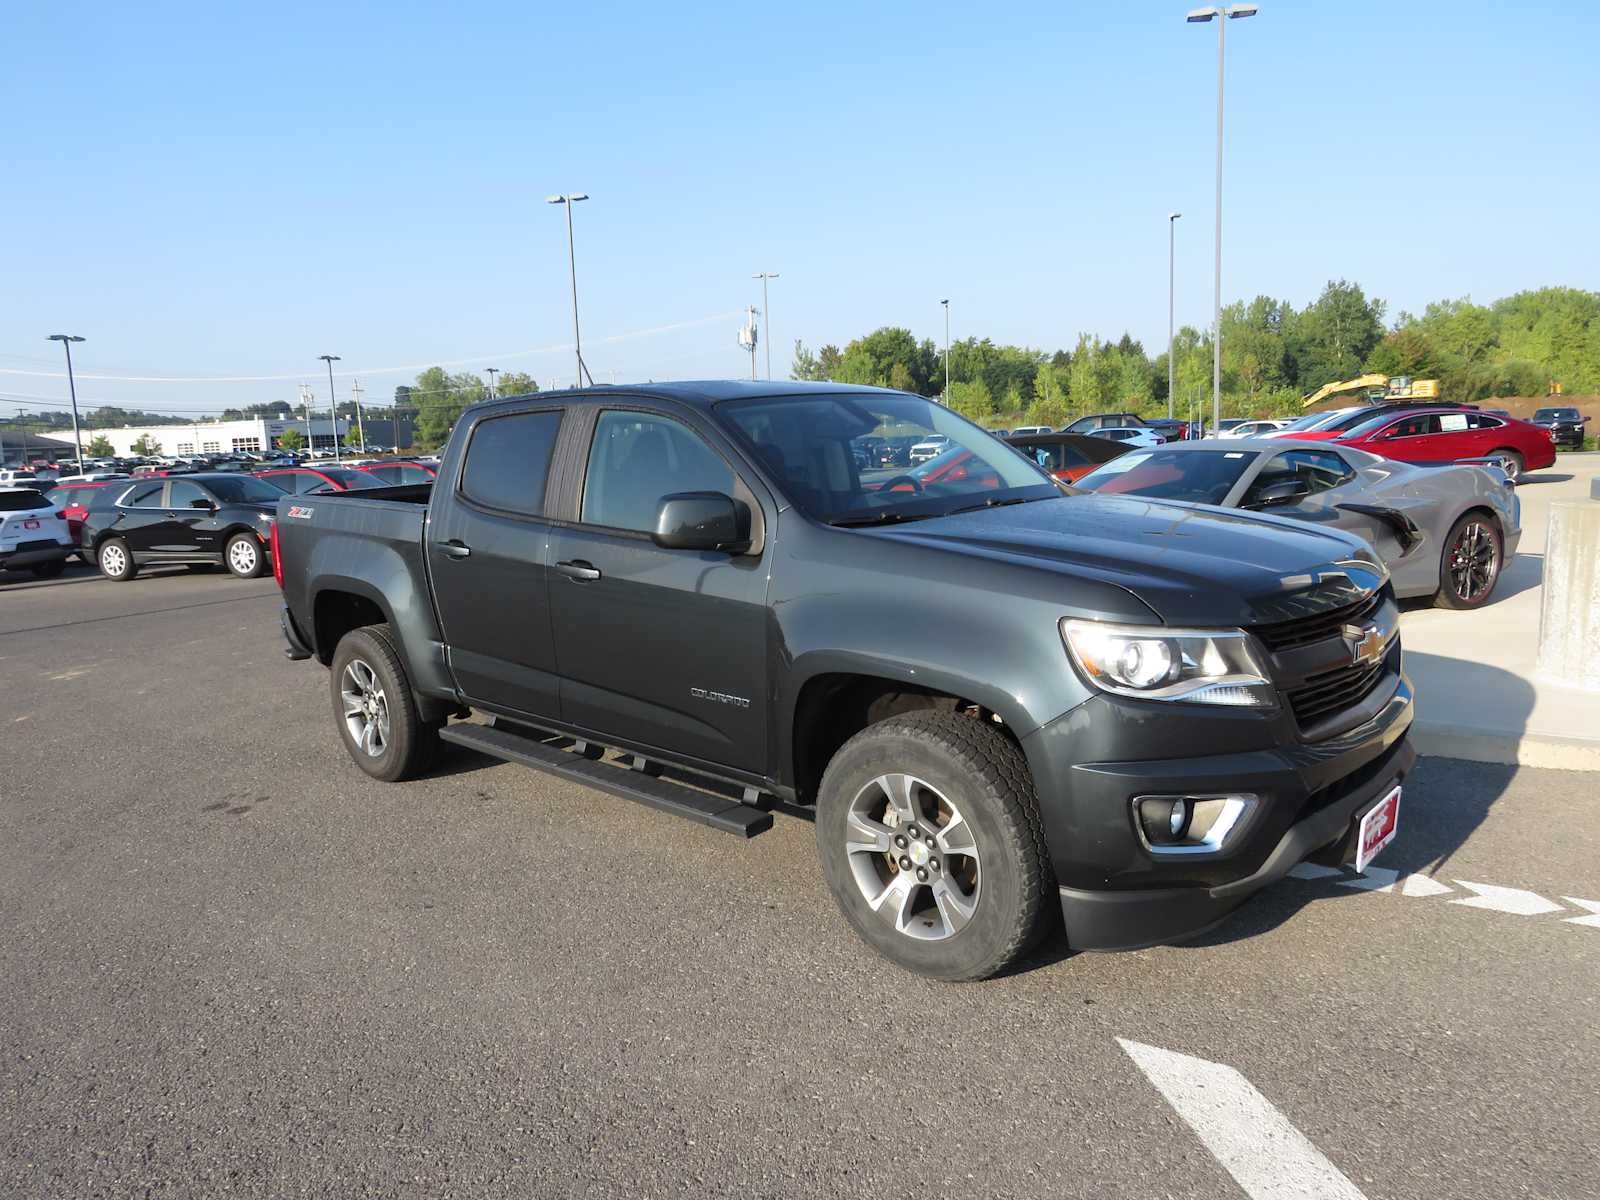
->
556, 559, 601, 581
440, 540, 472, 559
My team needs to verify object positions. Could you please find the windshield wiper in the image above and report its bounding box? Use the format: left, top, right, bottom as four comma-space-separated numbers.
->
945, 495, 1043, 516
826, 509, 935, 528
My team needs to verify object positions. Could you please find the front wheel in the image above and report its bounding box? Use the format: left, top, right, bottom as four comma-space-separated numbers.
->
329, 624, 441, 782
816, 711, 1053, 981
1436, 512, 1503, 610
224, 532, 266, 578
1491, 449, 1523, 483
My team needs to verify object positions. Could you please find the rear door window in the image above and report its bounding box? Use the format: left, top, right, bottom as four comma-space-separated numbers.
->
124, 482, 166, 507
459, 410, 563, 517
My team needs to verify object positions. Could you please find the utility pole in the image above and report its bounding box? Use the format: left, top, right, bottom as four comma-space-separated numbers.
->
485, 367, 499, 400
47, 334, 87, 474
351, 379, 367, 452
300, 383, 315, 457
546, 193, 591, 388
753, 273, 779, 378
1167, 213, 1181, 421
319, 355, 342, 464
738, 307, 760, 380
940, 299, 951, 402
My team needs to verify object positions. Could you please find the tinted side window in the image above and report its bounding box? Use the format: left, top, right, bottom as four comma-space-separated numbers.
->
292, 474, 323, 495
581, 411, 734, 533
125, 482, 165, 507
459, 410, 563, 517
1248, 450, 1355, 503
1467, 414, 1504, 430
168, 481, 208, 508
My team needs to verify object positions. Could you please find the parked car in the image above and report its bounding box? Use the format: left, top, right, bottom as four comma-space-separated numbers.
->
1220, 419, 1291, 439
1276, 402, 1479, 443
256, 466, 386, 495
1075, 440, 1520, 609
82, 473, 284, 581
0, 469, 44, 487
1060, 413, 1149, 434
1005, 431, 1129, 482
1144, 418, 1190, 442
0, 487, 74, 580
1008, 425, 1054, 437
908, 435, 950, 464
355, 461, 439, 486
1529, 405, 1589, 449
1287, 407, 1557, 481
274, 381, 1414, 982
44, 479, 122, 562
1091, 426, 1166, 448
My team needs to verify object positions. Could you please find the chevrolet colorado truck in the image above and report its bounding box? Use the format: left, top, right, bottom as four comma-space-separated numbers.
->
274, 382, 1415, 981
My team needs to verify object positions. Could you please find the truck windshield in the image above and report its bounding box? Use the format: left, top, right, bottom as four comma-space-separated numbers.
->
1534, 407, 1578, 421
1075, 449, 1257, 504
715, 393, 1056, 524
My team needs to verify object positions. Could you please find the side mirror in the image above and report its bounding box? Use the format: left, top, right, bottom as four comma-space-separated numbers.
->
1248, 478, 1312, 508
652, 492, 751, 554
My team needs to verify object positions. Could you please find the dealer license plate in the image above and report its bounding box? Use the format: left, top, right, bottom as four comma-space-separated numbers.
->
1355, 785, 1401, 873
22, 519, 40, 530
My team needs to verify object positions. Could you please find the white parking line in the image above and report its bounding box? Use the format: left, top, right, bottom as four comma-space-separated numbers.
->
1451, 881, 1566, 916
1287, 863, 1597, 928
1118, 1039, 1369, 1200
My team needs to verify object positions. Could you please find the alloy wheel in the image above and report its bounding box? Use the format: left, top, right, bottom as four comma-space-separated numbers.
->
101, 544, 126, 576
1448, 520, 1498, 603
340, 659, 391, 757
844, 772, 981, 941
229, 538, 259, 575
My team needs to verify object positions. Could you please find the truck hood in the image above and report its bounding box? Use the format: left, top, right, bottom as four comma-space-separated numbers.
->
866, 493, 1385, 626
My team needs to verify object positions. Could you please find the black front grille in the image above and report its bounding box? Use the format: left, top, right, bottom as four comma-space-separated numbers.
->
1286, 659, 1389, 726
1252, 589, 1384, 652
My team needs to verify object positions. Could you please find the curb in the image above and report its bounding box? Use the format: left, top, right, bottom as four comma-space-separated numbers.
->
1413, 721, 1600, 772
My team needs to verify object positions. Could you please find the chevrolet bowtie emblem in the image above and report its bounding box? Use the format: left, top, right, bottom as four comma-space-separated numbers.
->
1343, 623, 1385, 668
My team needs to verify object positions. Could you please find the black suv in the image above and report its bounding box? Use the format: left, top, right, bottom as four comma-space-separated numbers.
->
83, 473, 284, 581
1530, 405, 1588, 449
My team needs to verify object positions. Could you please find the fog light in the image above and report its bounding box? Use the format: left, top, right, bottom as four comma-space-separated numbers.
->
1168, 799, 1191, 838
1134, 794, 1258, 856
1138, 798, 1192, 845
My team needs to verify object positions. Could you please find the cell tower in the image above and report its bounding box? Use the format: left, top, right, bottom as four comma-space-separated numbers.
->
737, 305, 760, 381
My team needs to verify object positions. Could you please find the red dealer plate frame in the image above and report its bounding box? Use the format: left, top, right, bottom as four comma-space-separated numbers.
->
1355, 784, 1401, 873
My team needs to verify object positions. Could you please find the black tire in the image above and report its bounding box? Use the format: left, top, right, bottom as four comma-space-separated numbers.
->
328, 624, 442, 782
30, 559, 66, 579
815, 710, 1053, 981
98, 537, 138, 582
1491, 449, 1523, 483
223, 532, 267, 578
1435, 511, 1503, 610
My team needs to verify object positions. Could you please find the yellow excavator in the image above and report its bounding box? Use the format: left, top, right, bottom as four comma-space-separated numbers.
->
1301, 374, 1439, 409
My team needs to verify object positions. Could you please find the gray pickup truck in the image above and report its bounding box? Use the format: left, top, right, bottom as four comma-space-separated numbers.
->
274, 381, 1414, 980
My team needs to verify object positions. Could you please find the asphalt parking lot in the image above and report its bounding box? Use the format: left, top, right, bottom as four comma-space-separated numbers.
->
3, 564, 1598, 1199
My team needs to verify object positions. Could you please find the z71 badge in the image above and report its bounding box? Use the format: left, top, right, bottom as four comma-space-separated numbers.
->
286, 506, 315, 519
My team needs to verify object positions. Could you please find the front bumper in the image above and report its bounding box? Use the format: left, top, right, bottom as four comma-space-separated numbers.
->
1022, 667, 1415, 951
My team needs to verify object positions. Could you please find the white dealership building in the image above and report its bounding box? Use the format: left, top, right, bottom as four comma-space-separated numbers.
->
40, 415, 350, 458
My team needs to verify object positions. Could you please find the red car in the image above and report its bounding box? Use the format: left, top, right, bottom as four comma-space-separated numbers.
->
352, 461, 438, 486
1004, 432, 1129, 482
1286, 406, 1556, 482
45, 479, 121, 560
256, 466, 385, 495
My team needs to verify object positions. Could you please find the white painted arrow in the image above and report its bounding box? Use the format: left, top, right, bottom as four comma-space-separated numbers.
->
1560, 897, 1600, 928
1337, 866, 1399, 892
1118, 1039, 1369, 1200
1450, 881, 1565, 916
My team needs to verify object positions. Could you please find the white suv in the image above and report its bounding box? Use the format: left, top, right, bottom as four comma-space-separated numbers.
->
908, 435, 950, 464
0, 487, 73, 580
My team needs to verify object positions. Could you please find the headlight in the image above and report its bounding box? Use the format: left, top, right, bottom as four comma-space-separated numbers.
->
1060, 619, 1275, 708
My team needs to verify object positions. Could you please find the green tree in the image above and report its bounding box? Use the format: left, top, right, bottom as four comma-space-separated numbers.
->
945, 379, 994, 421
493, 371, 539, 397
412, 367, 487, 448
276, 428, 305, 451
791, 340, 826, 381
1068, 335, 1104, 412
1294, 280, 1386, 390
87, 434, 114, 457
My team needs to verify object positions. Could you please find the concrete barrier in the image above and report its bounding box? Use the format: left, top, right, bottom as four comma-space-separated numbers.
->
1537, 498, 1600, 691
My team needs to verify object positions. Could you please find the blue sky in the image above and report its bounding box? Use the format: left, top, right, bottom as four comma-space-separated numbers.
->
5, 0, 1597, 417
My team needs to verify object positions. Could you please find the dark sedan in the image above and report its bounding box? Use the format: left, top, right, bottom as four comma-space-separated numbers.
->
82, 473, 284, 581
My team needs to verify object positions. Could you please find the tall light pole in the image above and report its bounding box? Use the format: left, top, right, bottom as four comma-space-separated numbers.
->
47, 334, 87, 474
485, 367, 499, 400
351, 378, 367, 452
1187, 3, 1256, 436
319, 354, 341, 463
1167, 212, 1181, 421
546, 193, 590, 388
753, 273, 779, 379
940, 299, 951, 401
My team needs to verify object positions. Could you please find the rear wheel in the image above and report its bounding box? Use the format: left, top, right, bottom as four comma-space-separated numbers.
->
30, 559, 66, 579
1491, 449, 1523, 483
224, 532, 266, 578
98, 538, 137, 582
329, 624, 441, 782
1436, 512, 1503, 610
816, 711, 1052, 981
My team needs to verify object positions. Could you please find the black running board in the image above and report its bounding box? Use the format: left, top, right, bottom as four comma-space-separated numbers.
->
438, 723, 773, 838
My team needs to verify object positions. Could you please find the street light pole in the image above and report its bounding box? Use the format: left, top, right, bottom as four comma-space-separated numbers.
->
753, 273, 779, 379
546, 193, 590, 388
319, 354, 342, 463
1187, 3, 1256, 436
47, 334, 87, 474
1167, 213, 1181, 421
940, 299, 951, 401
485, 367, 499, 400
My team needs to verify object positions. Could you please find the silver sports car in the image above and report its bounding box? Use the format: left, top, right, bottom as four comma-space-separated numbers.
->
1074, 437, 1521, 609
